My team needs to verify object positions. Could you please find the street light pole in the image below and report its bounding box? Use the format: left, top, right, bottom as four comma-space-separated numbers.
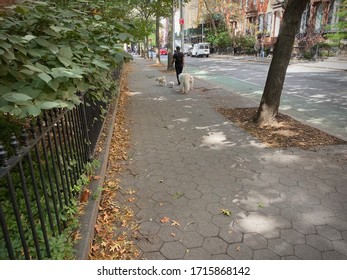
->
180, 0, 184, 50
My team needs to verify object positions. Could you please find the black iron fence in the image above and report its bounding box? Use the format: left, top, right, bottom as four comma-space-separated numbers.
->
0, 69, 121, 259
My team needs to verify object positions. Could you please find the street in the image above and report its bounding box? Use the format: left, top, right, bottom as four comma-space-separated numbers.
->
167, 55, 347, 140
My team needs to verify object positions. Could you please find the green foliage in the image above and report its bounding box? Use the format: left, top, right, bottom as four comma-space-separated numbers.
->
326, 0, 347, 47
0, 158, 100, 259
0, 0, 134, 119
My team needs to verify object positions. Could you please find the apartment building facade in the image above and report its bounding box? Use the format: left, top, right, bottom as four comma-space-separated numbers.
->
181, 0, 342, 51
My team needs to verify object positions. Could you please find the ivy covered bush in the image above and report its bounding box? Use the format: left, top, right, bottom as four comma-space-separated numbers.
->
0, 0, 133, 119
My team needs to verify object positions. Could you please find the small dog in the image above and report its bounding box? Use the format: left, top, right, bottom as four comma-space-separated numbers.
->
178, 73, 194, 93
168, 81, 175, 88
155, 76, 166, 87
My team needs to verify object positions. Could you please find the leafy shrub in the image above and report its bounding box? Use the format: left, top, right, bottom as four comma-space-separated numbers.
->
0, 0, 133, 119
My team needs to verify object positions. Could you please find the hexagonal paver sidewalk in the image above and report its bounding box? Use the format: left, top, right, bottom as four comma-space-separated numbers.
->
116, 58, 347, 260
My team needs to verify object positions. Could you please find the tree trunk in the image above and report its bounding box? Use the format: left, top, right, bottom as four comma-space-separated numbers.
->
155, 15, 161, 64
167, 0, 174, 70
254, 0, 310, 124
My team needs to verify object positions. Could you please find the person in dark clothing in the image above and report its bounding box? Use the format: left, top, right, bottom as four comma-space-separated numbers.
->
172, 46, 184, 85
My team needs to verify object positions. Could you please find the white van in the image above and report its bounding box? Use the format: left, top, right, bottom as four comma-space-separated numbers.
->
191, 43, 210, 58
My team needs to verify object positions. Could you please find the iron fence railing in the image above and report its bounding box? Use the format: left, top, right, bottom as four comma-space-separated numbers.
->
0, 69, 121, 259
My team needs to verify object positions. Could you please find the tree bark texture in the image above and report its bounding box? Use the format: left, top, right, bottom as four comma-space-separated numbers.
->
255, 0, 310, 124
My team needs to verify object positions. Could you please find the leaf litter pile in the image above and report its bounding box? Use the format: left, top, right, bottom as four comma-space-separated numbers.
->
89, 65, 140, 260
217, 107, 347, 149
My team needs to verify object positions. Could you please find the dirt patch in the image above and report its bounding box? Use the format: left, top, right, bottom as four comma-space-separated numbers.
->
217, 107, 347, 150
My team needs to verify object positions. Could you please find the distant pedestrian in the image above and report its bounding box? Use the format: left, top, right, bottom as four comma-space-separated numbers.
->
172, 46, 184, 85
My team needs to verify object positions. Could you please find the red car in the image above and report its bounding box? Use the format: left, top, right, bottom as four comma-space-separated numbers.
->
160, 48, 168, 55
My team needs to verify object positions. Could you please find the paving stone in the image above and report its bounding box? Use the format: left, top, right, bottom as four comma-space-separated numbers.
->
326, 217, 347, 231
253, 249, 280, 260
137, 208, 158, 221
292, 220, 317, 235
316, 225, 342, 241
180, 231, 204, 248
322, 251, 347, 260
197, 221, 220, 237
136, 197, 156, 209
203, 237, 228, 255
243, 233, 267, 249
184, 247, 212, 260
332, 240, 347, 257
268, 238, 294, 257
160, 241, 187, 259
137, 236, 164, 253
306, 235, 333, 251
294, 244, 322, 260
202, 193, 221, 203
227, 243, 253, 260
281, 255, 300, 260
142, 252, 166, 260
281, 229, 305, 245
157, 226, 182, 242
280, 208, 303, 221
219, 228, 243, 244
207, 202, 225, 215
138, 221, 161, 235
210, 254, 234, 260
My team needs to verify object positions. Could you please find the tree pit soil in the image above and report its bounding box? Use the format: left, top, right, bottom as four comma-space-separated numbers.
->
217, 107, 347, 150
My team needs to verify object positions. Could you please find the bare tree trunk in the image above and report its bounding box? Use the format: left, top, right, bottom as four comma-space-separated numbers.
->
155, 15, 161, 64
254, 0, 310, 124
167, 0, 174, 70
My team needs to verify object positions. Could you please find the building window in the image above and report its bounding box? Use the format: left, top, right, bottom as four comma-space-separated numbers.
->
266, 12, 272, 35
258, 14, 264, 32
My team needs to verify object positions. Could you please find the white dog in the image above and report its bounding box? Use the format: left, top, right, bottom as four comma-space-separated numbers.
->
178, 73, 194, 93
155, 76, 166, 87
168, 81, 175, 88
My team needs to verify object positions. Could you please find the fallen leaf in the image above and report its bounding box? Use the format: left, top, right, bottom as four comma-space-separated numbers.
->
171, 233, 176, 237
160, 217, 170, 223
128, 197, 136, 202
236, 246, 241, 251
171, 220, 180, 227
220, 208, 232, 216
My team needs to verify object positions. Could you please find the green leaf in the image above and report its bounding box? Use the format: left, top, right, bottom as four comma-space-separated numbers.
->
51, 68, 83, 79
38, 72, 52, 83
3, 92, 33, 102
92, 59, 109, 70
57, 55, 72, 67
35, 62, 50, 73
23, 35, 37, 41
94, 15, 102, 20
4, 49, 16, 60
0, 41, 12, 49
48, 44, 59, 54
38, 101, 59, 109
20, 69, 34, 75
25, 105, 41, 116
23, 64, 43, 73
59, 47, 73, 59
0, 105, 13, 113
35, 37, 50, 47
28, 49, 43, 58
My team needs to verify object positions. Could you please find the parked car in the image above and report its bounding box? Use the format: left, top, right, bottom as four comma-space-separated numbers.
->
191, 43, 210, 57
160, 48, 168, 55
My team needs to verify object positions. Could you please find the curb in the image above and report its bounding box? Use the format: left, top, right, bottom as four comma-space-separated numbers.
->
74, 75, 122, 260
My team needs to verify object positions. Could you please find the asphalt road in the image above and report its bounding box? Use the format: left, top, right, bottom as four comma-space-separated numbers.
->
179, 55, 347, 141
